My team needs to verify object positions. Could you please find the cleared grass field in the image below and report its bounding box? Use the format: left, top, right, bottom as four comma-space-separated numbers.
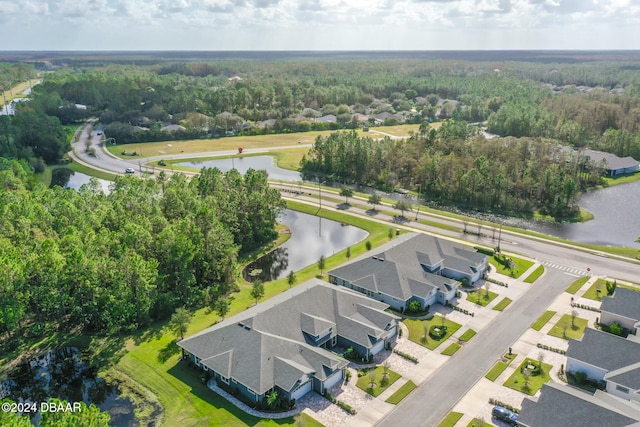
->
107, 125, 420, 159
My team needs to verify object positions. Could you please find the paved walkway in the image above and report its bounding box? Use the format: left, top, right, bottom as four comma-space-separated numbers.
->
450, 274, 607, 427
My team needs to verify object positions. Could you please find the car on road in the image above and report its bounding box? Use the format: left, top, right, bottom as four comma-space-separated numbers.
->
492, 406, 518, 425
125, 168, 135, 174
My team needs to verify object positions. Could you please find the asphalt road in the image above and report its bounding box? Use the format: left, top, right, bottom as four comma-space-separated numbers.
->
70, 125, 640, 426
378, 268, 572, 427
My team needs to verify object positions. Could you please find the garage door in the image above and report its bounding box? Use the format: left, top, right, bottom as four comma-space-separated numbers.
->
324, 369, 343, 390
291, 379, 312, 401
371, 339, 385, 355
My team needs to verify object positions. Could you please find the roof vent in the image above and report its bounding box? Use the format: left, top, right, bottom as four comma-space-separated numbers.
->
238, 322, 244, 328
372, 256, 378, 260
244, 325, 251, 331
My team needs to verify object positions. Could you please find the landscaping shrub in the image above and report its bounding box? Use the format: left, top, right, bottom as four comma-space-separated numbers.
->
429, 325, 447, 340
488, 398, 520, 414
609, 322, 624, 336
393, 349, 418, 363
407, 300, 422, 313
536, 343, 566, 355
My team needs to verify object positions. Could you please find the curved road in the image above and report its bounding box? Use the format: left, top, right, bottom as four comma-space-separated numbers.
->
71, 124, 640, 426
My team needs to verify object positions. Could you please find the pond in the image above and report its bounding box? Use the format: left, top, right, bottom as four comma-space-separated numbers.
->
0, 347, 137, 427
175, 156, 303, 182
504, 179, 640, 248
242, 209, 368, 282
50, 168, 111, 193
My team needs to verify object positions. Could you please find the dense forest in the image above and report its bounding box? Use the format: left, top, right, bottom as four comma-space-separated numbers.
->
301, 127, 603, 218
0, 162, 283, 342
9, 54, 639, 159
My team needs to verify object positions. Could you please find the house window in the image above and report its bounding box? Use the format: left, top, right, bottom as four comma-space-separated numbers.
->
616, 385, 630, 394
220, 376, 230, 385
232, 378, 237, 384
247, 388, 255, 395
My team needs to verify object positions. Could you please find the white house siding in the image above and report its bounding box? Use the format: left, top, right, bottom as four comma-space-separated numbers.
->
387, 325, 397, 339
605, 381, 640, 402
600, 312, 638, 333
371, 339, 386, 355
323, 369, 344, 390
566, 358, 609, 382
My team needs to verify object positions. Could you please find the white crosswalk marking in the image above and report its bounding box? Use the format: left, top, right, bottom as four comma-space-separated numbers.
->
541, 260, 589, 276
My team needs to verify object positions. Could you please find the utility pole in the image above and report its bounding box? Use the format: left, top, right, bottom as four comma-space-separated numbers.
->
497, 223, 503, 253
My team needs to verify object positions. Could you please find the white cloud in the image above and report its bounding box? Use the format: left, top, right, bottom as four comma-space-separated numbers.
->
0, 0, 638, 49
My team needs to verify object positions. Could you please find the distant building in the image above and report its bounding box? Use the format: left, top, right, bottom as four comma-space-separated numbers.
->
583, 149, 639, 177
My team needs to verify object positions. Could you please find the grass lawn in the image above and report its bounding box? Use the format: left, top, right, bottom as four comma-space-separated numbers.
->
566, 277, 590, 295
384, 380, 417, 404
356, 366, 401, 397
438, 412, 464, 427
583, 279, 613, 301
403, 316, 462, 350
485, 353, 518, 382
68, 158, 119, 181
459, 329, 477, 342
110, 201, 391, 427
107, 125, 419, 159
493, 297, 512, 311
603, 171, 640, 187
467, 418, 495, 427
524, 265, 545, 283
466, 290, 498, 306
442, 343, 461, 356
503, 358, 553, 396
489, 254, 534, 279
547, 314, 589, 340
531, 311, 556, 331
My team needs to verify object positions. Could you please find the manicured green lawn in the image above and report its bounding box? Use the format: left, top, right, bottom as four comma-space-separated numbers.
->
459, 329, 477, 342
112, 202, 392, 427
547, 314, 589, 340
438, 412, 464, 427
503, 358, 553, 396
442, 343, 461, 356
493, 297, 512, 311
466, 290, 498, 306
467, 418, 495, 427
485, 353, 517, 382
489, 254, 534, 279
531, 311, 556, 331
385, 380, 417, 404
566, 276, 589, 294
582, 279, 609, 301
403, 316, 462, 350
523, 265, 545, 283
356, 366, 401, 397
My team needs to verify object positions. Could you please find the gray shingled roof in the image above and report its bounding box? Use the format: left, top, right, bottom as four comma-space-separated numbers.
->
178, 279, 397, 394
566, 328, 640, 371
519, 383, 640, 427
601, 288, 640, 322
329, 232, 483, 302
606, 362, 640, 390
584, 149, 639, 171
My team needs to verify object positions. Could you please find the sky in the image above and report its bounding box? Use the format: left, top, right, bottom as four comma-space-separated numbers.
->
0, 0, 639, 51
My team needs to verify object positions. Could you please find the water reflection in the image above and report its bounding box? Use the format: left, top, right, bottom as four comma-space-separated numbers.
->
1, 348, 136, 427
243, 210, 368, 282
514, 180, 640, 248
175, 156, 303, 182
50, 168, 111, 193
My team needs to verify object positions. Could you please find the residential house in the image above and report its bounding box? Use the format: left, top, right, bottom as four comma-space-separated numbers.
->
178, 279, 398, 406
566, 328, 640, 402
583, 149, 639, 177
518, 382, 640, 427
600, 288, 640, 335
328, 233, 488, 312
316, 114, 337, 123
